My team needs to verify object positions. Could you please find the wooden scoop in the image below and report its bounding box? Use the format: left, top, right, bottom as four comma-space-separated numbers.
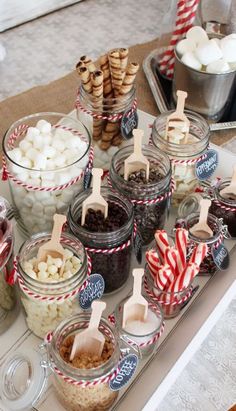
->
81, 168, 108, 226
165, 90, 190, 143
220, 166, 236, 200
70, 300, 106, 360
124, 129, 149, 181
122, 268, 148, 328
190, 199, 213, 239
37, 214, 66, 264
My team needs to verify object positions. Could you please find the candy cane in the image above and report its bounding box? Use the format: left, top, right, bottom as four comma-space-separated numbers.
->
155, 264, 175, 291
175, 228, 188, 276
145, 249, 162, 279
168, 262, 199, 293
189, 242, 208, 267
164, 247, 178, 276
154, 230, 170, 263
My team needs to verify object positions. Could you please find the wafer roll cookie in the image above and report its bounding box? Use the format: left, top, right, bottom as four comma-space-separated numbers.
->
92, 70, 104, 141
100, 54, 113, 98
100, 140, 112, 150
119, 48, 129, 79
76, 60, 85, 75
79, 55, 96, 73
109, 50, 123, 96
101, 121, 119, 142
119, 62, 139, 95
112, 134, 123, 146
78, 66, 93, 94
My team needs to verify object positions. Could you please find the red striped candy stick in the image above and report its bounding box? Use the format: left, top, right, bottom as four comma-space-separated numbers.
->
145, 249, 162, 279
189, 242, 208, 267
175, 228, 188, 276
168, 262, 199, 293
164, 247, 178, 277
155, 264, 174, 291
154, 230, 170, 263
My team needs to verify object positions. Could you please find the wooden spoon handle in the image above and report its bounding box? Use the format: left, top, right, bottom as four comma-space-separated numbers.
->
132, 268, 144, 297
92, 168, 103, 197
133, 129, 144, 156
230, 165, 236, 185
199, 199, 211, 224
51, 214, 66, 245
175, 90, 187, 117
89, 300, 106, 330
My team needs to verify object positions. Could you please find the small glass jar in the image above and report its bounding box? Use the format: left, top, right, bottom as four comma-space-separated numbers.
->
176, 212, 229, 275
210, 178, 236, 238
114, 296, 164, 357
144, 267, 192, 319
152, 110, 210, 207
109, 144, 172, 245
0, 314, 132, 411
17, 232, 88, 338
68, 187, 134, 294
0, 197, 19, 334
77, 85, 137, 169
2, 113, 91, 236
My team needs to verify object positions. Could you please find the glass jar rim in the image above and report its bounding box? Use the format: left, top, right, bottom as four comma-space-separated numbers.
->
2, 112, 91, 173
49, 314, 120, 380
185, 212, 222, 244
146, 266, 192, 296
18, 231, 87, 290
215, 179, 236, 206
79, 84, 136, 105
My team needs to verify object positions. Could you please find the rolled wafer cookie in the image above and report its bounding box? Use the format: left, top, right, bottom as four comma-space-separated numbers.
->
91, 70, 104, 141
108, 49, 123, 96
119, 62, 139, 96
76, 60, 85, 75
100, 140, 112, 150
100, 54, 113, 98
112, 134, 123, 146
78, 66, 93, 94
119, 48, 129, 80
79, 55, 96, 73
101, 121, 120, 142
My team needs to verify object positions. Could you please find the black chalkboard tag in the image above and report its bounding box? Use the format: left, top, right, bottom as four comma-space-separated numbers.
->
211, 243, 230, 271
133, 230, 143, 264
79, 273, 105, 310
121, 109, 138, 140
195, 149, 218, 181
109, 354, 138, 391
83, 169, 92, 190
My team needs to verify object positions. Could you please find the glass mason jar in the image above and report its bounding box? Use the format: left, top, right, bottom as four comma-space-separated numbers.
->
77, 85, 137, 169
0, 313, 134, 411
2, 113, 91, 236
68, 187, 134, 294
0, 198, 19, 334
176, 212, 229, 275
17, 232, 89, 338
144, 267, 193, 319
113, 296, 164, 357
210, 178, 236, 238
152, 110, 210, 207
109, 144, 172, 245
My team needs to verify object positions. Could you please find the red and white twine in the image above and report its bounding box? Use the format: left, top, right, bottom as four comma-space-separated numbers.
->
212, 199, 236, 213
2, 124, 94, 192
170, 151, 207, 166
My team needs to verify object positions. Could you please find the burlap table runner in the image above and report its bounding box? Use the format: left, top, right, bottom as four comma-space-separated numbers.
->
0, 37, 234, 147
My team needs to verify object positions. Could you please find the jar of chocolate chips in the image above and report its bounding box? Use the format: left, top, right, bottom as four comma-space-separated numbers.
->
109, 144, 173, 245
68, 187, 134, 293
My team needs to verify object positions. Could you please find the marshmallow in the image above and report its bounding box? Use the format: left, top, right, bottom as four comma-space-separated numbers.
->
206, 58, 230, 73
7, 148, 22, 163
220, 37, 236, 63
26, 127, 40, 141
186, 26, 209, 45
195, 39, 223, 66
36, 119, 51, 134
19, 140, 32, 153
34, 153, 47, 170
181, 51, 202, 70
176, 38, 196, 57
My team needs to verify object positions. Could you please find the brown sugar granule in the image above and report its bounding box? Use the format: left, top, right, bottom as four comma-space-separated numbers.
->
59, 335, 114, 369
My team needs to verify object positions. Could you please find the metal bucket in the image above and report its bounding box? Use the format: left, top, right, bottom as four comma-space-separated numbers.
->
173, 36, 236, 121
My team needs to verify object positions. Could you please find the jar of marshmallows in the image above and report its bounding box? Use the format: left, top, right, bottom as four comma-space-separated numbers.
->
16, 231, 90, 338
2, 113, 92, 236
152, 110, 210, 207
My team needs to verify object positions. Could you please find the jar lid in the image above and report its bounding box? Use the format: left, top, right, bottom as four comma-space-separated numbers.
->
0, 349, 48, 411
178, 193, 203, 218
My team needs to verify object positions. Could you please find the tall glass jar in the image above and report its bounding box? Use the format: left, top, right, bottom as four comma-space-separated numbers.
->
0, 197, 19, 334
17, 232, 89, 338
68, 187, 134, 294
77, 85, 137, 170
152, 110, 210, 207
176, 212, 229, 275
109, 144, 172, 245
2, 113, 91, 236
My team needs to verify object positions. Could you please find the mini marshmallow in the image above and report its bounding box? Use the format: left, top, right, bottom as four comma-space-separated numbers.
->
52, 139, 65, 152
26, 147, 39, 161
206, 58, 230, 73
54, 155, 66, 168
33, 134, 44, 150
42, 146, 57, 159
7, 148, 22, 162
45, 159, 56, 170
19, 157, 32, 168
195, 39, 223, 66
44, 205, 57, 216
36, 120, 52, 134
26, 127, 40, 141
220, 37, 236, 63
176, 38, 196, 57
34, 153, 47, 170
181, 51, 202, 70
186, 26, 209, 45
19, 140, 32, 153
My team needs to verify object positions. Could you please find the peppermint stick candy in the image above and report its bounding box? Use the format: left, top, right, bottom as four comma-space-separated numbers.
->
155, 264, 175, 291
167, 262, 199, 293
146, 249, 162, 279
175, 228, 188, 276
154, 230, 170, 263
189, 242, 208, 267
164, 247, 178, 277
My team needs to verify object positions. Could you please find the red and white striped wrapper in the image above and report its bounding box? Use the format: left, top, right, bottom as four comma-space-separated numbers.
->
167, 262, 199, 294
164, 247, 178, 276
189, 242, 208, 267
154, 264, 175, 291
154, 230, 170, 263
175, 228, 188, 276
159, 0, 200, 78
